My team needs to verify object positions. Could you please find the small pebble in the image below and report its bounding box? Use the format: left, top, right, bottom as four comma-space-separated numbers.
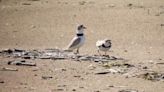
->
94, 90, 100, 92
143, 66, 148, 69
161, 24, 164, 27
0, 81, 4, 84
72, 89, 76, 91
127, 3, 133, 7
61, 68, 67, 71
42, 76, 53, 80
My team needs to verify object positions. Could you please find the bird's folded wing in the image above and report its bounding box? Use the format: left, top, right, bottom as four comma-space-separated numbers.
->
67, 37, 81, 49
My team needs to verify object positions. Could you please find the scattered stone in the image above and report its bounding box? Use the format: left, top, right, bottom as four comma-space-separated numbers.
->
108, 85, 127, 88
142, 66, 148, 69
108, 85, 114, 87
156, 62, 164, 65
155, 14, 160, 16
108, 4, 115, 8
61, 68, 67, 71
1, 67, 18, 71
20, 82, 28, 85
52, 88, 64, 91
127, 3, 133, 7
28, 0, 40, 1
31, 67, 39, 71
22, 3, 31, 5
73, 75, 81, 78
158, 58, 162, 60
8, 60, 36, 66
1, 49, 13, 54
161, 24, 164, 27
94, 90, 100, 92
22, 56, 33, 59
29, 87, 36, 90
57, 85, 67, 87
79, 86, 84, 88
124, 50, 128, 52
107, 68, 121, 74
0, 81, 4, 84
88, 64, 96, 70
95, 70, 110, 75
72, 89, 76, 91
137, 72, 164, 81
42, 76, 53, 80
79, 1, 86, 5
0, 48, 123, 62
30, 25, 36, 28
103, 62, 134, 68
14, 49, 25, 52
119, 89, 138, 92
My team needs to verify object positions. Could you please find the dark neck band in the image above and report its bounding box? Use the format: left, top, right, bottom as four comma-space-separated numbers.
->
102, 44, 111, 48
77, 34, 83, 36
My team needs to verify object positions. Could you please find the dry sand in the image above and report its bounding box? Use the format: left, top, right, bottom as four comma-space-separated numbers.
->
0, 0, 164, 92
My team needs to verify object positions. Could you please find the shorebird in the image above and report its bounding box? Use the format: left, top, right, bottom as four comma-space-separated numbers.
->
96, 39, 112, 56
66, 24, 86, 54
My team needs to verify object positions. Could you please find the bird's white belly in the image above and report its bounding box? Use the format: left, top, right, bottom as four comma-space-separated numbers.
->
77, 37, 85, 48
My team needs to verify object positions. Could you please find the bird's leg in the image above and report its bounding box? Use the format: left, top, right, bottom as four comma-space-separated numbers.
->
105, 52, 107, 55
97, 50, 101, 56
104, 51, 110, 58
76, 48, 79, 54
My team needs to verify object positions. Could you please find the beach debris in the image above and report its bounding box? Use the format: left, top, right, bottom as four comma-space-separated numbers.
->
31, 67, 40, 71
127, 3, 144, 9
0, 48, 123, 62
42, 76, 53, 80
103, 62, 134, 68
52, 88, 64, 91
137, 71, 164, 81
73, 75, 81, 78
1, 67, 18, 71
107, 68, 122, 73
79, 1, 87, 5
119, 89, 138, 92
57, 85, 67, 87
8, 60, 36, 66
28, 0, 40, 1
22, 3, 31, 5
95, 69, 111, 75
88, 64, 96, 70
20, 82, 28, 85
156, 62, 164, 65
108, 85, 127, 88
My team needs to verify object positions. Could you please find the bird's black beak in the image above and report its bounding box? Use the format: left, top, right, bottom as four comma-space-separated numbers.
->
83, 26, 87, 29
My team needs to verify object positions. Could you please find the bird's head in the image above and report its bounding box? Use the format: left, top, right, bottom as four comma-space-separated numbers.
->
76, 24, 86, 34
104, 39, 111, 46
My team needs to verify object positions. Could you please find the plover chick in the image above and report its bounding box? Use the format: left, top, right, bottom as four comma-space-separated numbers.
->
96, 39, 112, 56
66, 24, 86, 54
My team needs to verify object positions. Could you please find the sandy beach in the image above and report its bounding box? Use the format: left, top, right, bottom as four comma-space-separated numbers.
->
0, 0, 164, 92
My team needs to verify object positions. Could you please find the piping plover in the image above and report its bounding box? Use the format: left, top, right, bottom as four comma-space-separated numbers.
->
66, 24, 86, 54
96, 39, 112, 55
